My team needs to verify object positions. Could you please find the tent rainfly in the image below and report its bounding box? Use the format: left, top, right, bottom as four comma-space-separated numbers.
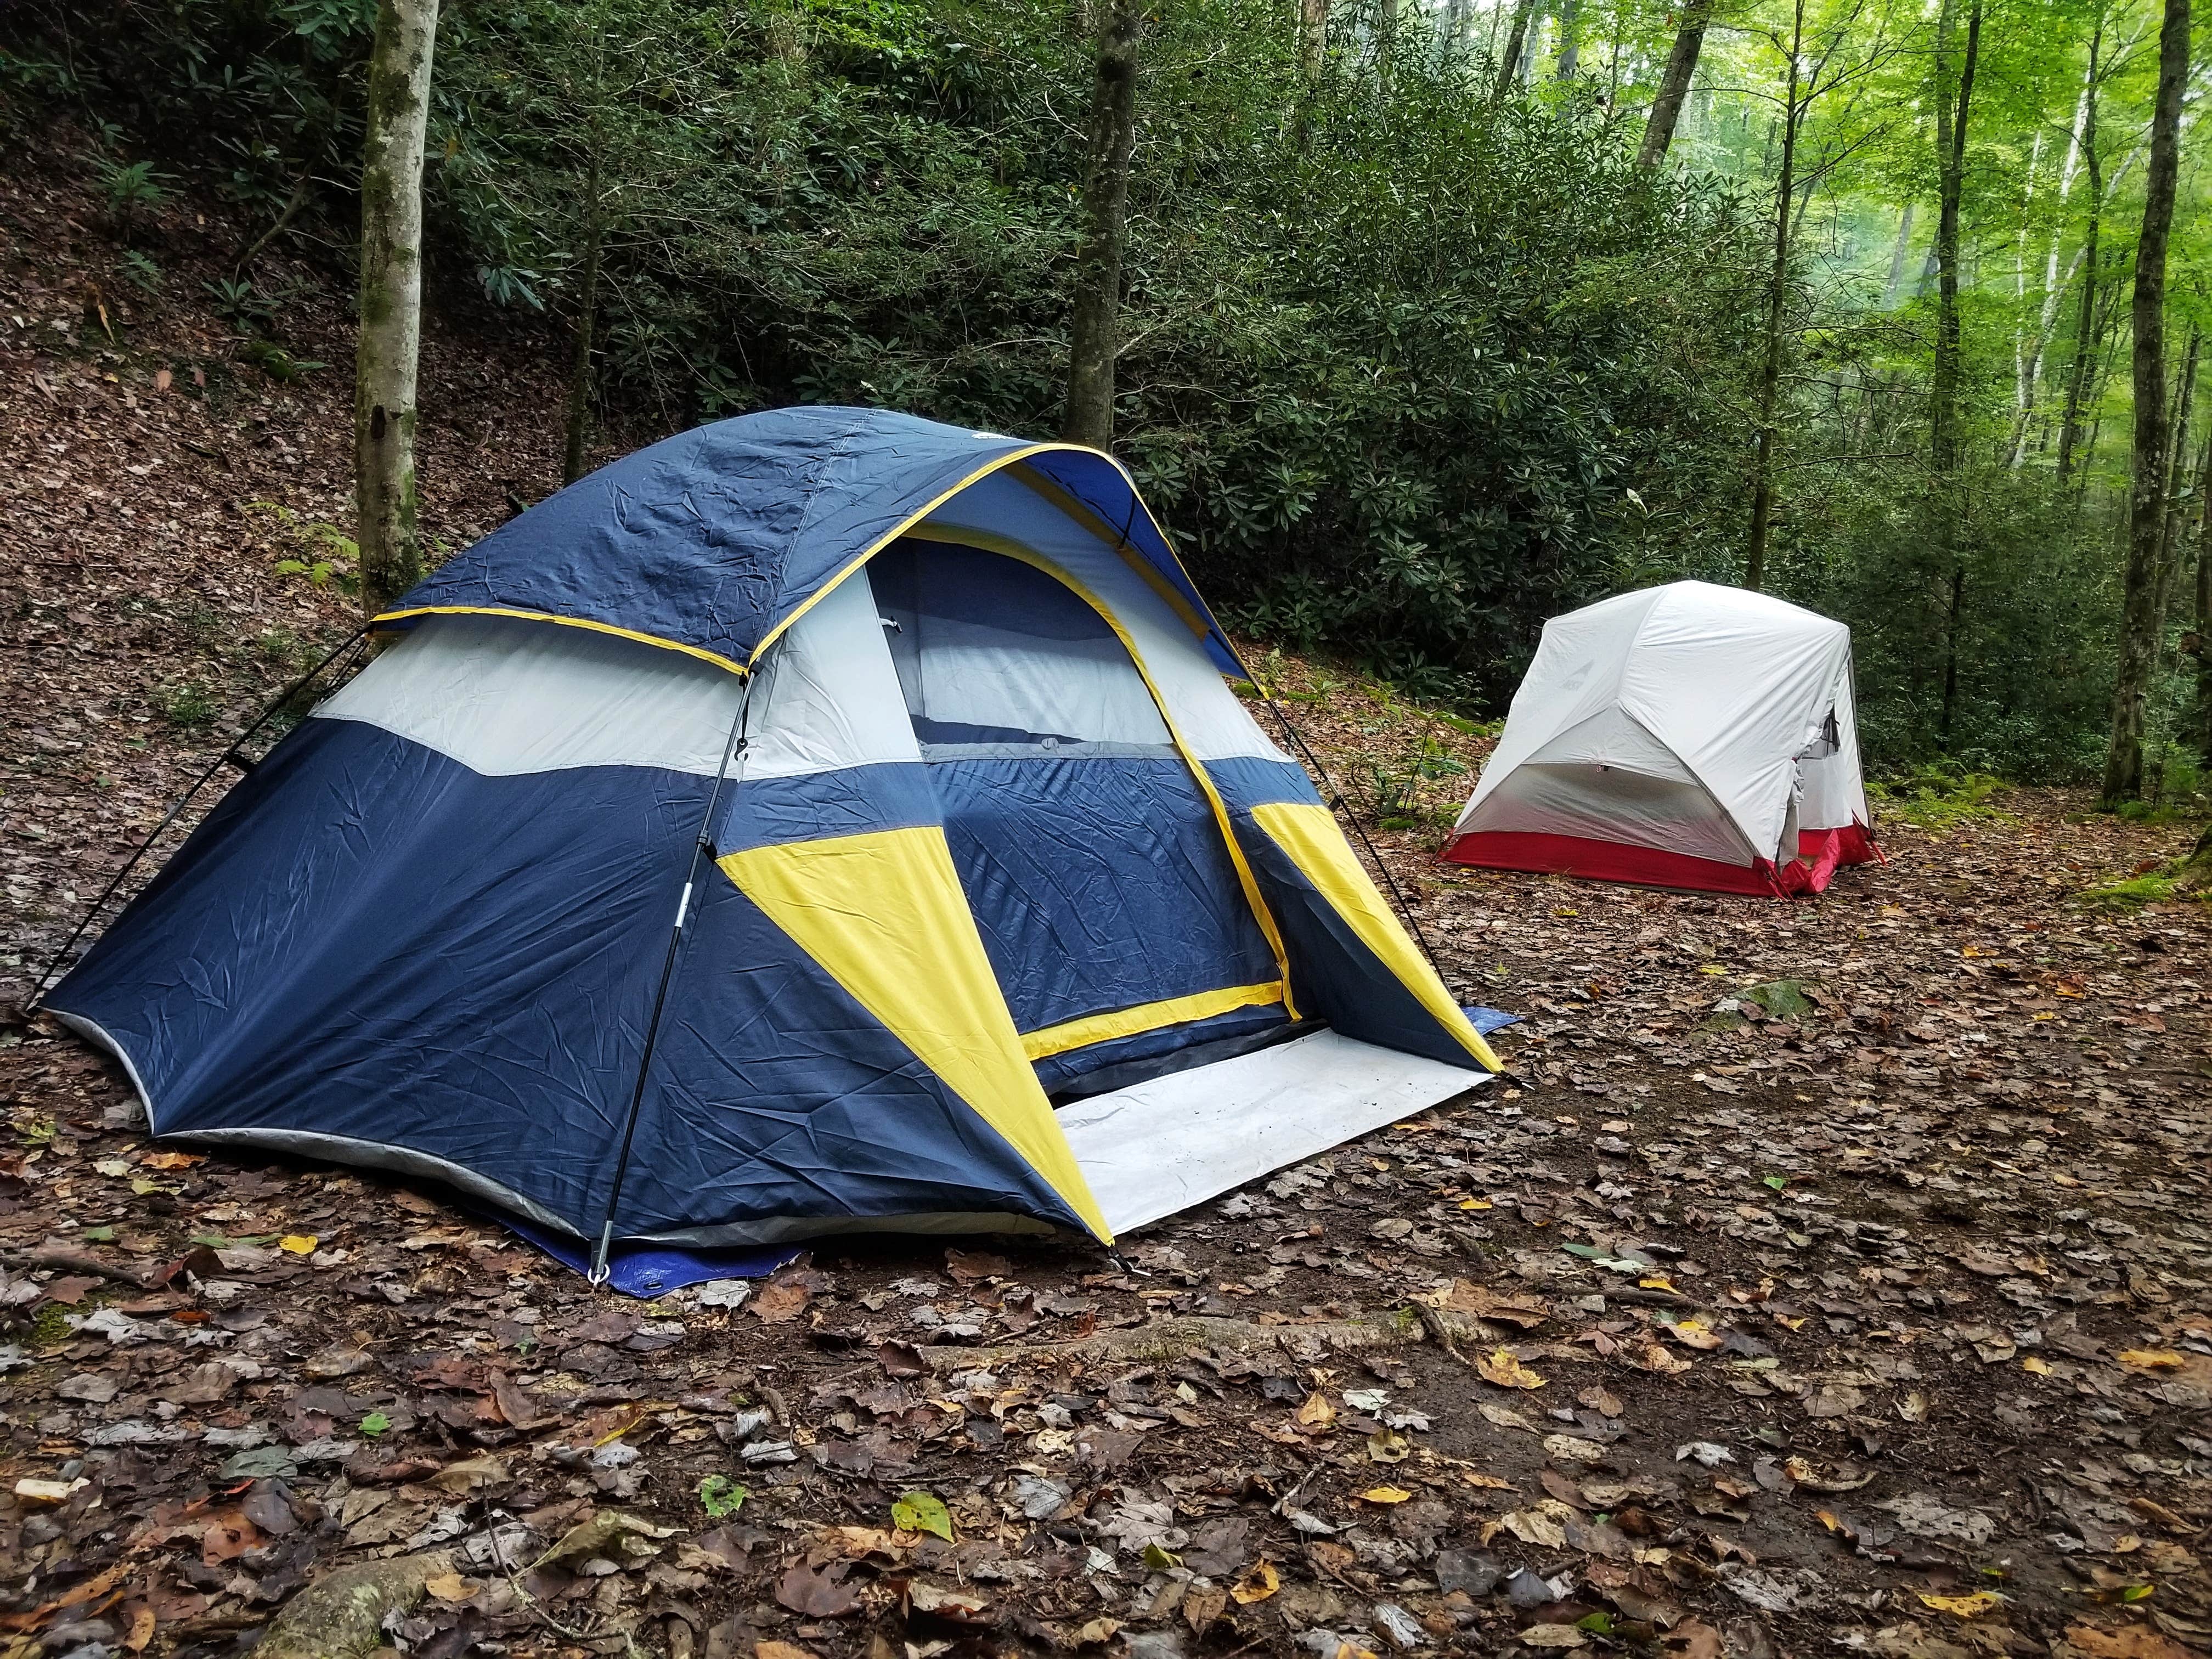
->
1442, 581, 1876, 897
46, 407, 1503, 1293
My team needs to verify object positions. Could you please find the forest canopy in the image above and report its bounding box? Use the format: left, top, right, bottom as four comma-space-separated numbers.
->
3, 0, 2206, 791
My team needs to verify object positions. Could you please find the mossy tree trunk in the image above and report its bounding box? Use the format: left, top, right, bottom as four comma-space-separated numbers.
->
1492, 0, 1536, 103
2101, 0, 2190, 807
1061, 0, 1143, 452
355, 0, 442, 622
1636, 0, 1712, 167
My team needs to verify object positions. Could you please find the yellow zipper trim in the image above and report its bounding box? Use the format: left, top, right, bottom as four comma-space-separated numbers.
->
1003, 462, 1215, 645
1020, 981, 1285, 1062
371, 606, 751, 678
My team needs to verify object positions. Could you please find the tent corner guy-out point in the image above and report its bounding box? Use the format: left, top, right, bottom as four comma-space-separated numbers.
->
41, 405, 1508, 1296
1441, 580, 1878, 899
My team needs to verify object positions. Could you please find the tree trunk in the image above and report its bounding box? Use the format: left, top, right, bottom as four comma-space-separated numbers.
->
355, 0, 441, 622
1882, 200, 1916, 306
2152, 331, 2200, 642
1932, 0, 1980, 742
2196, 418, 2212, 764
1493, 0, 1537, 102
1741, 0, 1805, 594
1555, 0, 1580, 78
1062, 0, 1143, 451
1299, 0, 1328, 81
561, 137, 605, 487
2100, 0, 2189, 806
2056, 56, 2103, 484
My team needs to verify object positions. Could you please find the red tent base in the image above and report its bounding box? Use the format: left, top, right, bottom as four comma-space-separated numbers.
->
1440, 825, 1878, 898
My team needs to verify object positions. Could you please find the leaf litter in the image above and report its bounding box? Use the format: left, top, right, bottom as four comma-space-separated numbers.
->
2, 129, 2210, 1659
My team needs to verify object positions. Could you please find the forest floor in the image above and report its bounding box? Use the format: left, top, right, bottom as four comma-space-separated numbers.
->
6, 122, 2212, 1659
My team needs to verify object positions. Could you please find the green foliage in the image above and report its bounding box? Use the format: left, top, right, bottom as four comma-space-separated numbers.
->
1368, 732, 1469, 832
251, 501, 357, 588
160, 681, 218, 729
1866, 765, 2011, 830
2078, 867, 2181, 907
9, 0, 2200, 782
697, 1474, 747, 1517
92, 155, 172, 219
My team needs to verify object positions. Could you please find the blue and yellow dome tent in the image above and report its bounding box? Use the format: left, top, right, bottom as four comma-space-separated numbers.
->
46, 408, 1503, 1289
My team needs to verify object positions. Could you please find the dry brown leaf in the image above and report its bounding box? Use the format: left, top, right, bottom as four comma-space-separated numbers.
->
751, 1280, 814, 1324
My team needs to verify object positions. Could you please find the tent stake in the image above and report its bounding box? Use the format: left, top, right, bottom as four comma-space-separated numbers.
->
588, 670, 758, 1285
22, 624, 372, 1015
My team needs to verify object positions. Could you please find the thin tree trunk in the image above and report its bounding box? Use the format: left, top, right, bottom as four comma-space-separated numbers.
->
1882, 200, 1916, 306
355, 0, 441, 621
2055, 44, 2106, 486
2005, 130, 2044, 463
561, 136, 605, 487
1062, 0, 1142, 451
1555, 0, 1579, 77
2100, 0, 2190, 806
1741, 0, 1804, 594
2196, 418, 2212, 764
1932, 0, 1980, 741
1638, 0, 1712, 164
1300, 0, 1328, 80
2012, 20, 2102, 462
1493, 0, 1537, 101
2152, 331, 2200, 640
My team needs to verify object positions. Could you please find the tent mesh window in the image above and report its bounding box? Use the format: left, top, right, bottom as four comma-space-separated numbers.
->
871, 538, 1288, 1088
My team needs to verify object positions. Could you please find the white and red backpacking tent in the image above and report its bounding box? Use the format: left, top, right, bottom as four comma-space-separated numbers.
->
1441, 581, 1877, 896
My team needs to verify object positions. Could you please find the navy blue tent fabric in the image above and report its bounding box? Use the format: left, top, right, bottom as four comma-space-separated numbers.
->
50, 719, 696, 1232
933, 758, 1279, 1039
50, 718, 1093, 1247
385, 407, 1244, 678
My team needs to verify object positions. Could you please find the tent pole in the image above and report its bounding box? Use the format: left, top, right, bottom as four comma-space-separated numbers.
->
22, 624, 373, 1016
1249, 679, 1455, 986
588, 669, 758, 1285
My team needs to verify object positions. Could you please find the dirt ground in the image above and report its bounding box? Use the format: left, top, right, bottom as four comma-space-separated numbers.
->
5, 122, 2212, 1659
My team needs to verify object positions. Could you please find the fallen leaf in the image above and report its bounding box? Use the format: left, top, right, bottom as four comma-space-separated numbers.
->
1520, 1623, 1589, 1647
2062, 1624, 2198, 1659
1230, 1560, 1280, 1604
776, 1560, 860, 1618
2117, 1350, 2185, 1371
279, 1234, 318, 1255
1296, 1391, 1339, 1428
1920, 1591, 2005, 1618
1359, 1486, 1413, 1504
1477, 1348, 1546, 1390
892, 1489, 955, 1542
750, 1280, 813, 1324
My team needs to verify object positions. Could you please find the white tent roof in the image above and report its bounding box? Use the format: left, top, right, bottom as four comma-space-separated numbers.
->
1457, 581, 1862, 862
